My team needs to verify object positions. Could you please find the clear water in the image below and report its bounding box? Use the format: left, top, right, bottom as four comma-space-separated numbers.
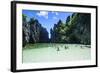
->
22, 43, 91, 63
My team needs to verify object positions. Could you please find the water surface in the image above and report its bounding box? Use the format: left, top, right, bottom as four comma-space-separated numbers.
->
22, 43, 91, 63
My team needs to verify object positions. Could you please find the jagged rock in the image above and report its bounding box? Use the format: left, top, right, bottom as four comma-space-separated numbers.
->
29, 18, 41, 43
22, 16, 49, 47
39, 27, 49, 43
22, 14, 30, 47
50, 13, 91, 45
22, 13, 91, 48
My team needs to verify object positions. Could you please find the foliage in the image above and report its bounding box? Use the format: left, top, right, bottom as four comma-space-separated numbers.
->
22, 13, 91, 48
51, 13, 91, 45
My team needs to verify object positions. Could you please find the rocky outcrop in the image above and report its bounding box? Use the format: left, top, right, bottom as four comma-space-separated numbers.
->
22, 14, 30, 47
23, 13, 91, 47
50, 13, 91, 45
22, 15, 49, 47
39, 27, 49, 43
29, 18, 41, 43
70, 13, 91, 44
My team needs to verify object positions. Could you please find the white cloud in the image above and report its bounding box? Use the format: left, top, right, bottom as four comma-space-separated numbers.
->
53, 16, 57, 20
52, 12, 59, 15
55, 12, 58, 15
37, 11, 48, 19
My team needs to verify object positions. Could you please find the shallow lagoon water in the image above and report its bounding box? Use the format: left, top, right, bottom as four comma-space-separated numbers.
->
22, 43, 91, 63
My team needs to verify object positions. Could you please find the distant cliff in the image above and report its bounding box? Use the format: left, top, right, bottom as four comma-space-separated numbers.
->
50, 13, 91, 45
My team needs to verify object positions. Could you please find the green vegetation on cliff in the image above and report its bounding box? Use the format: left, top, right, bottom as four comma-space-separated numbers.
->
22, 13, 91, 47
50, 13, 91, 45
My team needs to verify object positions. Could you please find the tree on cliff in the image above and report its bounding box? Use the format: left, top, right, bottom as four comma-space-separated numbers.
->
50, 13, 91, 45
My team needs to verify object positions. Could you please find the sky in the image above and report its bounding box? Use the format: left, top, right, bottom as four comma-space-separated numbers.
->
22, 10, 73, 38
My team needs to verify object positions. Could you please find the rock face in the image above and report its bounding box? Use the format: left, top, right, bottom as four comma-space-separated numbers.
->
23, 13, 91, 47
29, 18, 41, 43
39, 27, 49, 43
22, 15, 49, 47
22, 14, 30, 47
69, 13, 91, 45
50, 13, 91, 45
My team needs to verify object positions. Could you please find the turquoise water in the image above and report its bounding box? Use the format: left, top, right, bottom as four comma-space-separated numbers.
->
22, 44, 91, 63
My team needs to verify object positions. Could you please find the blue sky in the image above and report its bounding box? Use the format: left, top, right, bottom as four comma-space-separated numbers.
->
22, 10, 73, 38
